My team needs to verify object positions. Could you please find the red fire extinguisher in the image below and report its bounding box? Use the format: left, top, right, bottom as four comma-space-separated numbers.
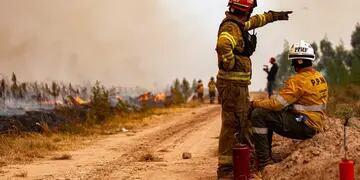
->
233, 144, 251, 180
339, 117, 355, 180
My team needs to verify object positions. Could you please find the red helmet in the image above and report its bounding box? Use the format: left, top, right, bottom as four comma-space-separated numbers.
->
228, 0, 257, 12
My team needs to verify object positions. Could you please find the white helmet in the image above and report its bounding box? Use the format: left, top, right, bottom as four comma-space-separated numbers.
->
289, 40, 315, 61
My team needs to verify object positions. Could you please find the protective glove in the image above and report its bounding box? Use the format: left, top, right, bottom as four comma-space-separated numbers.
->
269, 11, 293, 21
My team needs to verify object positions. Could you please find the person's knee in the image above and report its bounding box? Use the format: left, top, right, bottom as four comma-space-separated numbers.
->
251, 108, 267, 119
251, 108, 268, 126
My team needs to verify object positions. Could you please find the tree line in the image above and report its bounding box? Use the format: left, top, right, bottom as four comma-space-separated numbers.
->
169, 78, 199, 105
275, 24, 360, 87
0, 72, 87, 104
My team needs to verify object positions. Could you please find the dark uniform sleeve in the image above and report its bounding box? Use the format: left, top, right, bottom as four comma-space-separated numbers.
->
268, 64, 278, 80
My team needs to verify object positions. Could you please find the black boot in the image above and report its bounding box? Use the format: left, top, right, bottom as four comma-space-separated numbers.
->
217, 165, 233, 180
258, 158, 275, 171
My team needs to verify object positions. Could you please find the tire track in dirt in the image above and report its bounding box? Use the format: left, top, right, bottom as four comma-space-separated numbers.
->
1, 105, 221, 180
81, 105, 221, 180
125, 107, 221, 180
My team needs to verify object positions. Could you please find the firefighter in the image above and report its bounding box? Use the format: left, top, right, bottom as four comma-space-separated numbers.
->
250, 40, 329, 170
208, 77, 217, 104
263, 57, 279, 98
215, 0, 292, 178
196, 80, 204, 102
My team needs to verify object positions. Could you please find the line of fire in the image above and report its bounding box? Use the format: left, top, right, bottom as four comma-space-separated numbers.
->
0, 73, 203, 134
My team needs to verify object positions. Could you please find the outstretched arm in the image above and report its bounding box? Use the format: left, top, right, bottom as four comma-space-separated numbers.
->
245, 11, 293, 31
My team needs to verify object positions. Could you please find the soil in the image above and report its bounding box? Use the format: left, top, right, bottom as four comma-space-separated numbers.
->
0, 105, 220, 180
263, 117, 360, 180
1, 104, 359, 180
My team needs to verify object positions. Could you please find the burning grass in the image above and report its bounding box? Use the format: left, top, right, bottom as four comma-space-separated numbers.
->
0, 75, 201, 167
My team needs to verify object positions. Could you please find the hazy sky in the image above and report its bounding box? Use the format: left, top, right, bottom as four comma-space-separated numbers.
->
0, 0, 359, 91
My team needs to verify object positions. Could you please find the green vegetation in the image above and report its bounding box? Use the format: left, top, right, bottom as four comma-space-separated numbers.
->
276, 23, 360, 87
88, 81, 113, 123
168, 78, 193, 105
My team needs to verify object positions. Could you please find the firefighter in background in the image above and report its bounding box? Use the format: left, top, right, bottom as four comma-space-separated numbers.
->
196, 80, 204, 102
263, 57, 279, 98
215, 0, 292, 178
208, 77, 217, 104
251, 40, 328, 170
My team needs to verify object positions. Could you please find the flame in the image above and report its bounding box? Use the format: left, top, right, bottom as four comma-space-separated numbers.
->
116, 96, 123, 101
138, 92, 151, 102
74, 96, 88, 105
154, 93, 166, 102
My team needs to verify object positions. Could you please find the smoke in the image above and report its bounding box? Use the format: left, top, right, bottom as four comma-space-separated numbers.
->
0, 0, 190, 89
1, 0, 359, 92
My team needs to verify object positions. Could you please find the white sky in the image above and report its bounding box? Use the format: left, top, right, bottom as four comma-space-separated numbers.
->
0, 0, 359, 91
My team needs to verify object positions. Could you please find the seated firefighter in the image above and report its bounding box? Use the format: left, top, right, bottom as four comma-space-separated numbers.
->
250, 40, 329, 170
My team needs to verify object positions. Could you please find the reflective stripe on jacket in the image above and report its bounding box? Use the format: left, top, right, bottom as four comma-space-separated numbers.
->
253, 68, 328, 131
216, 12, 274, 84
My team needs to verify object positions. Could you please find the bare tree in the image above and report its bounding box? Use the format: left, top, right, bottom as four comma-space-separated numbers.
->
50, 81, 61, 105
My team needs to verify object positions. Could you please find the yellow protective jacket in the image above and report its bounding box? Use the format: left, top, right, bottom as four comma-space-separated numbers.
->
208, 80, 216, 92
216, 11, 275, 85
253, 68, 329, 131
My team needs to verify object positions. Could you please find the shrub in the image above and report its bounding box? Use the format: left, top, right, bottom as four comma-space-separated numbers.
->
88, 81, 113, 123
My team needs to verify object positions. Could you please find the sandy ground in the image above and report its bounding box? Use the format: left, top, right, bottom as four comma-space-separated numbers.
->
262, 117, 360, 180
0, 105, 221, 180
2, 102, 359, 180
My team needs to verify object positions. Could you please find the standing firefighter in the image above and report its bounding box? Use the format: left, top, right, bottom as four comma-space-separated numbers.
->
215, 0, 292, 178
251, 40, 328, 170
263, 57, 279, 98
196, 80, 204, 102
208, 77, 217, 104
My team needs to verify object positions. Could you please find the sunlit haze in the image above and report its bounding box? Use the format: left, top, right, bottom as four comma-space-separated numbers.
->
0, 0, 359, 91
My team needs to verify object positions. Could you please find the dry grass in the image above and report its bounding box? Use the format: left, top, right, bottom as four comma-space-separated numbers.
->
51, 153, 72, 160
327, 85, 360, 117
139, 152, 162, 162
90, 105, 193, 135
13, 170, 28, 178
0, 133, 84, 165
0, 104, 199, 167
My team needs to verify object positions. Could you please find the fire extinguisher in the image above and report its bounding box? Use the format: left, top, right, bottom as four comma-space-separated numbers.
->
233, 143, 251, 180
339, 117, 355, 180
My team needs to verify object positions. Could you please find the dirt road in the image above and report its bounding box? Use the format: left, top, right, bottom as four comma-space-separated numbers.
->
1, 105, 221, 180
